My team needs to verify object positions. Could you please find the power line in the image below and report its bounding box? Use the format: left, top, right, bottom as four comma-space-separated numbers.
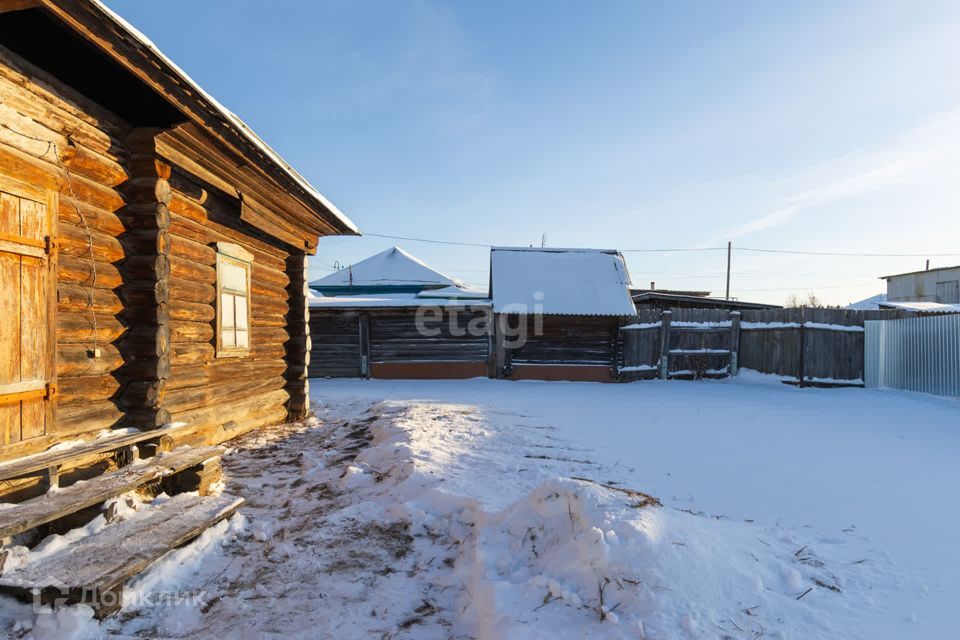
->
735, 282, 878, 293
737, 247, 960, 258
364, 232, 491, 248
359, 231, 960, 258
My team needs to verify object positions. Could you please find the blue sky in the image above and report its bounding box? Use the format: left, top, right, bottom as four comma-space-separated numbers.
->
108, 0, 960, 304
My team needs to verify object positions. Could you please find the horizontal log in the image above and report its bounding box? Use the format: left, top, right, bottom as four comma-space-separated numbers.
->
169, 213, 288, 272
0, 141, 123, 212
57, 374, 121, 406
115, 379, 167, 411
58, 283, 123, 315
122, 325, 171, 360
168, 233, 216, 265
0, 101, 72, 161
163, 376, 285, 414
167, 360, 287, 391
168, 276, 215, 305
120, 254, 170, 282
120, 176, 172, 206
60, 141, 129, 187
0, 51, 129, 151
59, 222, 126, 263
169, 388, 289, 433
57, 401, 124, 437
57, 311, 127, 343
127, 155, 171, 181
58, 343, 123, 377
251, 313, 287, 328
118, 203, 170, 230
251, 262, 290, 289
121, 408, 172, 430
120, 279, 169, 307
171, 342, 215, 366
58, 254, 122, 290
249, 344, 287, 359
168, 190, 207, 223
119, 228, 170, 256
252, 327, 290, 345
168, 299, 215, 323
170, 255, 216, 283
250, 278, 288, 302
59, 196, 126, 236
252, 295, 289, 317
170, 320, 214, 343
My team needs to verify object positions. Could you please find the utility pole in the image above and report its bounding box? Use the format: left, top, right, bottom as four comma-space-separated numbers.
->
541, 233, 547, 248
725, 241, 732, 300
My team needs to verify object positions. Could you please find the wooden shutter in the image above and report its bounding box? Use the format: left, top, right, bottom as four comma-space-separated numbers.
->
0, 178, 56, 446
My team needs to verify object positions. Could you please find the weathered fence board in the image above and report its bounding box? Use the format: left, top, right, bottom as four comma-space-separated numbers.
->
619, 307, 918, 386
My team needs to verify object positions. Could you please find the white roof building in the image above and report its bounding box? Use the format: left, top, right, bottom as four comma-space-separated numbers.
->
310, 247, 462, 294
490, 247, 636, 316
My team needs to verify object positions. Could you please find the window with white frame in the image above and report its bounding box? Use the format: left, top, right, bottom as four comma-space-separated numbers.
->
215, 242, 254, 357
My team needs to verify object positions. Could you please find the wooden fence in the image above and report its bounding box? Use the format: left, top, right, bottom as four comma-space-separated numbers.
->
619, 307, 925, 386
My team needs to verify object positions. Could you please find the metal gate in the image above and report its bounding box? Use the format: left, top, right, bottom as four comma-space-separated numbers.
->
865, 314, 960, 397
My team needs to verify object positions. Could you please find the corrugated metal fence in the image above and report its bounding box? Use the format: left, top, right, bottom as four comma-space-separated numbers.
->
864, 314, 960, 397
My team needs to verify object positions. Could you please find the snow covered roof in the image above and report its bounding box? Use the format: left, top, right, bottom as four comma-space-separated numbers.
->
846, 293, 888, 311
879, 300, 960, 313
417, 285, 490, 300
310, 247, 461, 290
309, 293, 489, 309
490, 247, 636, 316
86, 0, 358, 234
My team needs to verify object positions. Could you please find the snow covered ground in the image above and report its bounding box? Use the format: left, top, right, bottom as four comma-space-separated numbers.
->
1, 375, 957, 638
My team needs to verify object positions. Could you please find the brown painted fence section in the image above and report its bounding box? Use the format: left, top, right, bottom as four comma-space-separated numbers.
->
619, 307, 926, 386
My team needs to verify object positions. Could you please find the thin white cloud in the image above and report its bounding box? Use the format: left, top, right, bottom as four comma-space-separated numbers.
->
703, 109, 960, 244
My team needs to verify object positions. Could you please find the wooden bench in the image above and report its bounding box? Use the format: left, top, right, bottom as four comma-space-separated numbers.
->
0, 423, 195, 491
0, 492, 244, 617
0, 445, 225, 541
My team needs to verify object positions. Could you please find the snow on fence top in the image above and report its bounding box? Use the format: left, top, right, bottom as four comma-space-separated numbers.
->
310, 247, 461, 289
490, 247, 636, 316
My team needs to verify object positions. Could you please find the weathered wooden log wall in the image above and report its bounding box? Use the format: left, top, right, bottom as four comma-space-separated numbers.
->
368, 308, 490, 363
506, 316, 620, 366
160, 163, 293, 438
307, 307, 492, 378
308, 312, 362, 378
0, 46, 133, 443
0, 43, 307, 457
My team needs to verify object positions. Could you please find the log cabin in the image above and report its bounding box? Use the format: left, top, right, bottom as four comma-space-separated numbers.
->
0, 1, 358, 466
490, 247, 636, 382
0, 0, 358, 615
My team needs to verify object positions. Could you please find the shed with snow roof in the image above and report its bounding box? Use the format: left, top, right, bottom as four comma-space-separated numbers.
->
489, 247, 636, 382
308, 248, 493, 379
310, 246, 461, 296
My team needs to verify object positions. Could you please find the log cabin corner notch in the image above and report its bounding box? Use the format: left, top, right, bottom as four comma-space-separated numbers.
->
0, 0, 359, 464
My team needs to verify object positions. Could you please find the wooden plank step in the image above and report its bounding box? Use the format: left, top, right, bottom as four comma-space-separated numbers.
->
0, 493, 244, 617
0, 423, 195, 482
0, 446, 225, 540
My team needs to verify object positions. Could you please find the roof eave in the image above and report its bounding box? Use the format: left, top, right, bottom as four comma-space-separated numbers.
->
40, 0, 359, 237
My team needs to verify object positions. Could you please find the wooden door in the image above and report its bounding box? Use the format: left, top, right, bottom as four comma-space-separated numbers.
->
0, 177, 56, 447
